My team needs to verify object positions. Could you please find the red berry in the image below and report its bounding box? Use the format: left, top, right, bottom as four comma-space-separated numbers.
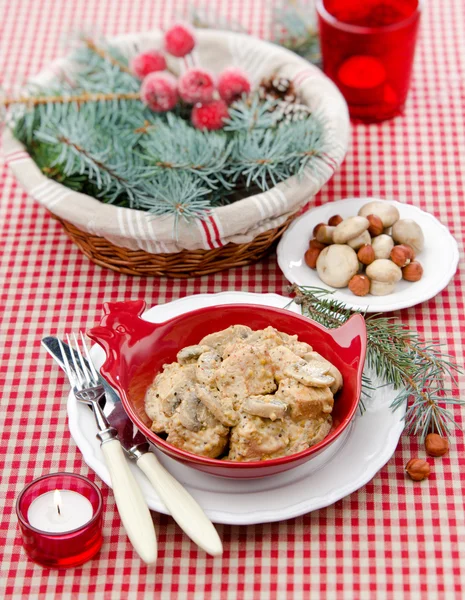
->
191, 100, 229, 131
217, 67, 251, 104
130, 50, 167, 79
178, 68, 215, 104
164, 23, 196, 58
140, 72, 178, 112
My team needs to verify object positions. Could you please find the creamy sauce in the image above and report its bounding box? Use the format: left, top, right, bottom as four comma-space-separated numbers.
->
144, 326, 342, 461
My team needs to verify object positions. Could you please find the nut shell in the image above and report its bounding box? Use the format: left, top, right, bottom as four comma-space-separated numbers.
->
402, 261, 423, 282
405, 458, 431, 481
357, 244, 375, 265
366, 214, 384, 237
328, 215, 343, 227
316, 244, 359, 288
309, 238, 326, 250
390, 245, 413, 267
333, 216, 369, 244
304, 247, 321, 269
358, 201, 400, 227
425, 433, 449, 457
348, 274, 370, 296
366, 259, 402, 284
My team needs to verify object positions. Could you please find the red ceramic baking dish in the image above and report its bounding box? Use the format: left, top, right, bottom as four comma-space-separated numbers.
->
88, 300, 366, 479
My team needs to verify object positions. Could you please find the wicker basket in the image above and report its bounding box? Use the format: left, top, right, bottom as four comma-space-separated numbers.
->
4, 30, 350, 278
53, 212, 296, 278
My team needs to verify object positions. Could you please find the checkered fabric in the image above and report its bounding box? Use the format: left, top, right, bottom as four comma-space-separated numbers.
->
1, 1, 464, 598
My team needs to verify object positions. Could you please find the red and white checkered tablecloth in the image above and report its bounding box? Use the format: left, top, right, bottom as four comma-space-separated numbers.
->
1, 1, 464, 598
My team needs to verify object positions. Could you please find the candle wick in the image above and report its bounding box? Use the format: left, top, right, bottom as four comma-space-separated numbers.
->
57, 504, 61, 516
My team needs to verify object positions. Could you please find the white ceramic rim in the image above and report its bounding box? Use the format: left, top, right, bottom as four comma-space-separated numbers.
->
277, 198, 459, 312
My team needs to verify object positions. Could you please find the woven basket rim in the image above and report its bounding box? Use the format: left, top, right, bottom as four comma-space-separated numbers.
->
4, 28, 350, 254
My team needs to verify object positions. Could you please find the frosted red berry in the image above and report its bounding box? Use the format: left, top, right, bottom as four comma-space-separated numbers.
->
140, 72, 178, 112
217, 67, 251, 104
164, 23, 196, 58
191, 100, 229, 131
130, 50, 167, 79
178, 68, 216, 104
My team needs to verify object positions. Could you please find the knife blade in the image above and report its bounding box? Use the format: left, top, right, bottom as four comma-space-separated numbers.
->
43, 336, 223, 556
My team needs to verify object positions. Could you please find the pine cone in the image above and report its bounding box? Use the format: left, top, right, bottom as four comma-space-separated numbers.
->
259, 75, 297, 103
259, 75, 311, 123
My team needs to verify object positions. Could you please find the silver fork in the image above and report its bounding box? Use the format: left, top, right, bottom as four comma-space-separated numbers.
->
59, 333, 157, 565
60, 334, 109, 434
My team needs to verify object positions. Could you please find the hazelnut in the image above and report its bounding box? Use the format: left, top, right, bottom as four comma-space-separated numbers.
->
313, 222, 326, 237
328, 214, 344, 226
405, 458, 431, 481
348, 274, 370, 296
304, 247, 321, 269
366, 214, 384, 237
309, 238, 326, 250
402, 261, 423, 282
357, 244, 375, 265
390, 244, 413, 267
425, 433, 449, 457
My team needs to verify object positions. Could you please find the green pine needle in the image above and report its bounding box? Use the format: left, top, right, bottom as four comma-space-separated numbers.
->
291, 286, 464, 441
4, 34, 332, 227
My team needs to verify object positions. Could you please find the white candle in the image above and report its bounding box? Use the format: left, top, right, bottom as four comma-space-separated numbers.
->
27, 489, 94, 533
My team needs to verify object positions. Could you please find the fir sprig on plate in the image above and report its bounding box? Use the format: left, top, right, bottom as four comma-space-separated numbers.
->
290, 286, 464, 440
3, 35, 330, 226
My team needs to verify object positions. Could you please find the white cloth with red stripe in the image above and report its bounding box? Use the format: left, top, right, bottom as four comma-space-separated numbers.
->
3, 29, 349, 253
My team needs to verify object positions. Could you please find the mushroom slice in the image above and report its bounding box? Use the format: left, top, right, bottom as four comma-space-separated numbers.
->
196, 351, 222, 385
177, 344, 211, 365
200, 325, 253, 353
176, 390, 202, 432
284, 360, 335, 388
242, 395, 288, 421
303, 352, 343, 395
195, 383, 238, 427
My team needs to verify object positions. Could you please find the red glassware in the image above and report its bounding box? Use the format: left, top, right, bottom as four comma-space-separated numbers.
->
16, 473, 103, 568
316, 0, 422, 122
88, 300, 366, 479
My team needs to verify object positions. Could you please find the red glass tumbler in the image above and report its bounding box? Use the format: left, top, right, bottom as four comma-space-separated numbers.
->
16, 473, 103, 568
316, 0, 422, 122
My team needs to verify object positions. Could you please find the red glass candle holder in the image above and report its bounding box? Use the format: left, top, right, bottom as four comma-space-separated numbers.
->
316, 0, 422, 122
16, 473, 103, 568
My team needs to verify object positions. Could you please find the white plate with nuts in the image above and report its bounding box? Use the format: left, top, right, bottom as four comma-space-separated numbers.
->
277, 198, 459, 312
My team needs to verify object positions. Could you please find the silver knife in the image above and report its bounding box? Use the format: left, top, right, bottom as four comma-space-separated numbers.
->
42, 337, 223, 557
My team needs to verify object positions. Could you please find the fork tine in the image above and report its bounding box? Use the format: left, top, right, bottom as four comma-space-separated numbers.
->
58, 338, 77, 387
67, 334, 86, 388
71, 333, 92, 387
80, 332, 99, 384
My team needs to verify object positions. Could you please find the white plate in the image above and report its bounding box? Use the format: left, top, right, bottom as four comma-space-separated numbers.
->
68, 292, 405, 525
277, 198, 459, 312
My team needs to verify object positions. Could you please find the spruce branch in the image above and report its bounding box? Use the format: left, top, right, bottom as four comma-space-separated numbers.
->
80, 37, 133, 74
290, 286, 464, 440
0, 91, 140, 108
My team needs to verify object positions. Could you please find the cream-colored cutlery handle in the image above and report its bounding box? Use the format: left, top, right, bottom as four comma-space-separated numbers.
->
101, 439, 158, 565
136, 452, 223, 557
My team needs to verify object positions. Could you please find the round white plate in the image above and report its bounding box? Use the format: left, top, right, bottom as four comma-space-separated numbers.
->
68, 292, 405, 525
277, 198, 459, 312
